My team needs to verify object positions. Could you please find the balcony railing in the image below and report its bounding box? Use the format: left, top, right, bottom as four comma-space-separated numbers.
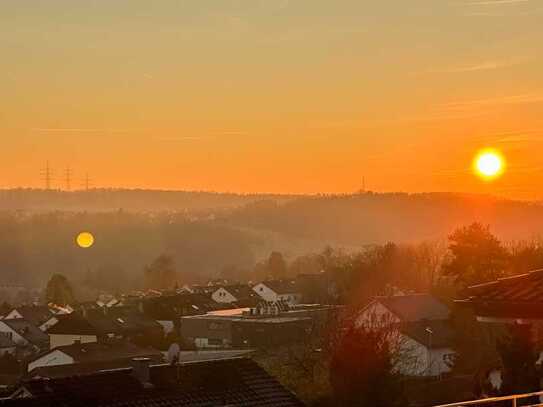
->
434, 390, 543, 407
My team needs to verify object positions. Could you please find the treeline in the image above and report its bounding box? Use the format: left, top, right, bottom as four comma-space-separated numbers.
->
283, 223, 543, 306
224, 192, 543, 244
0, 211, 258, 291
0, 189, 293, 212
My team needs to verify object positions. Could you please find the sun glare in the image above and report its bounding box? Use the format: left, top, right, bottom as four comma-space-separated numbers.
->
474, 150, 505, 180
76, 232, 95, 248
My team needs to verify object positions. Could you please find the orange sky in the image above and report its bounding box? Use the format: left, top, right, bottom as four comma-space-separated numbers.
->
1, 1, 542, 199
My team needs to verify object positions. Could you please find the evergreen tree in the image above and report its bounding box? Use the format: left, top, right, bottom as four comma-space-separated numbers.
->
45, 273, 75, 306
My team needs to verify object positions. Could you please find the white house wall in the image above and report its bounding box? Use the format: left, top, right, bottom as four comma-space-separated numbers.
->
0, 346, 16, 356
211, 288, 238, 304
40, 317, 59, 332
49, 334, 97, 349
0, 321, 28, 346
356, 301, 401, 328
253, 284, 277, 302
27, 350, 74, 372
157, 320, 175, 335
252, 284, 301, 305
3, 310, 24, 320
395, 335, 453, 377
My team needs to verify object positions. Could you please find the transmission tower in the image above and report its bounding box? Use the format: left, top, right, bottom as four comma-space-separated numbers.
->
82, 173, 92, 192
40, 161, 53, 190
64, 166, 73, 191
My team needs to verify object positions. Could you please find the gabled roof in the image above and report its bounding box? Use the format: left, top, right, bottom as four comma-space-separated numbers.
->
7, 307, 54, 327
376, 294, 450, 322
400, 319, 454, 349
2, 357, 304, 406
141, 292, 224, 320
46, 314, 102, 336
30, 341, 162, 367
217, 285, 260, 307
27, 350, 254, 379
258, 280, 300, 295
457, 269, 543, 319
0, 319, 49, 347
466, 269, 543, 302
218, 284, 256, 299
104, 307, 163, 334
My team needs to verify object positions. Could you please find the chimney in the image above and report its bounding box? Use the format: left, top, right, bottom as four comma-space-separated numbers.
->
131, 358, 153, 389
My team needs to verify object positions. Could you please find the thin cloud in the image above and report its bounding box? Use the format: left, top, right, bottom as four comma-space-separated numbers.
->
441, 60, 521, 73
465, 0, 530, 5
442, 94, 543, 111
157, 136, 210, 142
32, 128, 133, 134
496, 134, 543, 144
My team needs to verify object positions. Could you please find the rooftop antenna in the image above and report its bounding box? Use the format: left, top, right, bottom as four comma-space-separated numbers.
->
41, 161, 53, 190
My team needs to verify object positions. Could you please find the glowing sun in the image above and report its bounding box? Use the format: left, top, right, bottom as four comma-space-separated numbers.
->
474, 150, 505, 180
76, 232, 95, 248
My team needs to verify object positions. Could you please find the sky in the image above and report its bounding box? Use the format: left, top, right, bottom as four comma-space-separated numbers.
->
1, 0, 542, 199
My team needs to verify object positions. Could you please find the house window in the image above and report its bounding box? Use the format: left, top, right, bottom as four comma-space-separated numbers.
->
0, 332, 13, 340
208, 338, 223, 346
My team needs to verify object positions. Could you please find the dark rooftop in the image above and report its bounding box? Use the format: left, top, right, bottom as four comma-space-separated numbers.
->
399, 319, 454, 349
376, 294, 450, 322
6, 307, 53, 327
46, 314, 102, 336
29, 341, 162, 369
2, 357, 304, 406
457, 269, 543, 319
27, 350, 255, 380
259, 280, 300, 295
0, 319, 49, 347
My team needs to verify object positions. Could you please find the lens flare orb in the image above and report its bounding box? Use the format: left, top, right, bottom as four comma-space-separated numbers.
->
76, 232, 95, 248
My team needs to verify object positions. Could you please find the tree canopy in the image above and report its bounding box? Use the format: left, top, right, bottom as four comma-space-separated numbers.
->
144, 254, 177, 290
45, 273, 75, 306
330, 322, 406, 407
442, 223, 509, 288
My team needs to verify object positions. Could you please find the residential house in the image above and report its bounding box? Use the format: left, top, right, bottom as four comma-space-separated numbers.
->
211, 284, 259, 307
457, 269, 543, 399
457, 268, 543, 324
3, 306, 56, 332
105, 306, 163, 342
46, 306, 164, 349
357, 293, 450, 327
26, 341, 163, 374
139, 292, 224, 335
0, 336, 16, 357
0, 319, 49, 353
46, 313, 114, 348
357, 294, 453, 377
252, 280, 302, 305
6, 357, 304, 406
